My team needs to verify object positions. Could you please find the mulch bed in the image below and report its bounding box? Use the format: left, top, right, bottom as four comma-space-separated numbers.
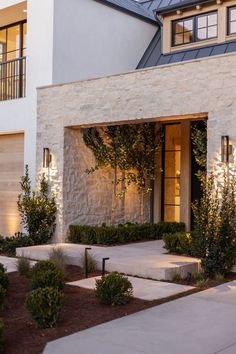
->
2, 266, 236, 354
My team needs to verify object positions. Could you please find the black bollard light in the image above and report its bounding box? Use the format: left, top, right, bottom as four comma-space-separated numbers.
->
102, 257, 110, 276
85, 247, 92, 278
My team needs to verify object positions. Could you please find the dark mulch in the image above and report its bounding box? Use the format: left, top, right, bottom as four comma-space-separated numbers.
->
0, 266, 197, 354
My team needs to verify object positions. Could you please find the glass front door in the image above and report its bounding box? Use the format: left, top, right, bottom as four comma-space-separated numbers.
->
162, 124, 181, 222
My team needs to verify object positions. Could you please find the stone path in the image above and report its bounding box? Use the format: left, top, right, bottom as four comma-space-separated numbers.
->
16, 240, 200, 280
68, 275, 194, 300
44, 280, 236, 354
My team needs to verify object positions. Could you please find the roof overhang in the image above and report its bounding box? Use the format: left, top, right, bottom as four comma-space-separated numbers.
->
155, 0, 216, 15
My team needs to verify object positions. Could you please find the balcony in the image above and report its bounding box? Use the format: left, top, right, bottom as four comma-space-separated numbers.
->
0, 56, 26, 101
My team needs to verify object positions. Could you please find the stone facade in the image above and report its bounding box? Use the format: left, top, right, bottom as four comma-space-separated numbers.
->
37, 52, 236, 241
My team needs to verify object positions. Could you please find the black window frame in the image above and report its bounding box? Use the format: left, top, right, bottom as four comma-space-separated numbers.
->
172, 11, 218, 47
227, 6, 236, 35
0, 20, 27, 62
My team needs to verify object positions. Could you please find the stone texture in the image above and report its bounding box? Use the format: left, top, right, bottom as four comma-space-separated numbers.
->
37, 53, 236, 241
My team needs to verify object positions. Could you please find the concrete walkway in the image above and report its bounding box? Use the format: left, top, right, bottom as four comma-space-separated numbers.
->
68, 276, 194, 300
0, 255, 21, 273
16, 240, 200, 280
44, 280, 236, 354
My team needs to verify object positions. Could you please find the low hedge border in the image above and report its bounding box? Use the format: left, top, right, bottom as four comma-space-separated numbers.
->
68, 222, 185, 245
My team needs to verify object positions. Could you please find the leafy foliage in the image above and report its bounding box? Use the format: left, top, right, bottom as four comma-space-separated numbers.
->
192, 173, 236, 277
0, 270, 8, 291
69, 222, 185, 245
31, 261, 64, 290
0, 286, 6, 311
0, 319, 4, 352
80, 252, 97, 273
83, 123, 163, 196
17, 257, 32, 277
191, 120, 207, 180
17, 166, 57, 245
163, 232, 192, 255
95, 272, 133, 305
48, 248, 67, 275
2, 233, 34, 257
26, 287, 63, 328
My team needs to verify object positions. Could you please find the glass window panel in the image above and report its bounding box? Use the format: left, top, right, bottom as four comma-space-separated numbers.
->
183, 31, 193, 43
208, 13, 217, 26
174, 33, 183, 45
183, 19, 193, 31
175, 21, 184, 34
230, 21, 236, 34
198, 16, 207, 28
7, 25, 20, 60
230, 8, 236, 21
164, 178, 181, 205
165, 125, 181, 151
23, 22, 27, 57
0, 29, 6, 62
208, 26, 217, 38
165, 151, 181, 178
164, 205, 180, 222
197, 28, 207, 40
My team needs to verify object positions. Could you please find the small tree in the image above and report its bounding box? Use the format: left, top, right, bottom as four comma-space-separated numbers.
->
17, 166, 57, 245
192, 173, 236, 278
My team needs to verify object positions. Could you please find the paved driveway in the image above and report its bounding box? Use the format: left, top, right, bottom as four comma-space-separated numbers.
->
44, 281, 236, 354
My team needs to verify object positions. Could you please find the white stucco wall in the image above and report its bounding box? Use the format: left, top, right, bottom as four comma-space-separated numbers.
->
52, 0, 156, 83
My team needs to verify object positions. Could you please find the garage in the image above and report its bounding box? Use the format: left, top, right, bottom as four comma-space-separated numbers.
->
0, 133, 24, 236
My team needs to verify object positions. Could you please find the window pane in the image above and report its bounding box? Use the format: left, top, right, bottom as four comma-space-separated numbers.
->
208, 13, 217, 26
165, 151, 181, 178
175, 21, 184, 34
165, 125, 181, 151
23, 22, 27, 57
164, 205, 180, 222
174, 33, 183, 45
0, 29, 6, 61
7, 25, 20, 60
184, 31, 193, 43
197, 28, 207, 40
230, 21, 236, 34
208, 26, 217, 38
198, 16, 207, 28
230, 8, 236, 21
183, 19, 193, 31
164, 178, 181, 205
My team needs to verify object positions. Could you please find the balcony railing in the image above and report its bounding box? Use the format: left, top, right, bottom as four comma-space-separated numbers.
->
0, 56, 26, 102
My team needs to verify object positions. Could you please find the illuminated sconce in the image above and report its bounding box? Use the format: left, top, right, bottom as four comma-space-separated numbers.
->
43, 148, 52, 168
221, 136, 232, 163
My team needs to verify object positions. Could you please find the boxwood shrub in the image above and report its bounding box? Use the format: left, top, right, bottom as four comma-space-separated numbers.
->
68, 222, 185, 245
31, 261, 64, 290
163, 232, 192, 255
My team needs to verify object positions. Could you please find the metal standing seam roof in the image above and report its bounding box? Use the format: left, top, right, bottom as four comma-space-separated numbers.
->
137, 0, 212, 14
137, 30, 236, 68
94, 0, 158, 22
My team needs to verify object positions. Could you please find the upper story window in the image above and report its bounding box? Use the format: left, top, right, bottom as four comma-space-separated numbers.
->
0, 21, 27, 63
172, 11, 218, 46
228, 6, 236, 35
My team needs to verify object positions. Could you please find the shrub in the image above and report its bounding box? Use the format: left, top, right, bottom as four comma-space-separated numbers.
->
48, 248, 67, 275
163, 232, 192, 255
0, 319, 4, 352
192, 173, 236, 278
2, 233, 34, 257
0, 271, 8, 291
80, 252, 97, 273
0, 286, 7, 310
171, 273, 183, 283
69, 222, 185, 245
31, 260, 64, 290
95, 272, 133, 305
26, 287, 63, 328
17, 257, 31, 277
17, 165, 57, 245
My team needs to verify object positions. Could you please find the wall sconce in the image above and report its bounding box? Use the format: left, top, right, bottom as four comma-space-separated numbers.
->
221, 136, 232, 163
43, 148, 52, 168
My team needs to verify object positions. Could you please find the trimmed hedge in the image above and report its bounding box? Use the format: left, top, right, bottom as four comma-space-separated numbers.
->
68, 222, 185, 245
163, 232, 192, 255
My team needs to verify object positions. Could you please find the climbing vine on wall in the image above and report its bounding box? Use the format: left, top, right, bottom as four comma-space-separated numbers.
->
191, 120, 207, 179
82, 123, 163, 197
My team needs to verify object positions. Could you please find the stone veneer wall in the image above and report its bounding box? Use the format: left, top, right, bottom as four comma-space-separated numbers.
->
37, 52, 236, 242
63, 128, 150, 233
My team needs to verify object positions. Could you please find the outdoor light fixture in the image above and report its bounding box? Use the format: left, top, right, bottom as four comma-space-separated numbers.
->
221, 136, 232, 163
43, 148, 51, 168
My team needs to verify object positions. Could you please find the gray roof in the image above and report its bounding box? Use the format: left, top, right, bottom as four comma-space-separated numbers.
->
137, 30, 236, 68
94, 0, 158, 23
137, 0, 212, 15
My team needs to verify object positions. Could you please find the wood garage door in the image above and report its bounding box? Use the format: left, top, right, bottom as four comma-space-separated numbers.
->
0, 133, 24, 236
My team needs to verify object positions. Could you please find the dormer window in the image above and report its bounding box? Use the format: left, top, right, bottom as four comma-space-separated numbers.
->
228, 6, 236, 35
172, 11, 218, 46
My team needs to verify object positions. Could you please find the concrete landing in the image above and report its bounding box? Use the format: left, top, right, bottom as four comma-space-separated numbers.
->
0, 256, 35, 273
68, 276, 195, 301
16, 240, 201, 280
43, 281, 236, 354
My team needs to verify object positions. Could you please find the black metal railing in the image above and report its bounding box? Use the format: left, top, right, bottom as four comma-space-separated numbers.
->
0, 56, 26, 101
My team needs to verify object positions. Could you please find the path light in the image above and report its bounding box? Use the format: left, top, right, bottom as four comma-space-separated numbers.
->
102, 257, 110, 276
221, 136, 232, 163
43, 148, 51, 168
